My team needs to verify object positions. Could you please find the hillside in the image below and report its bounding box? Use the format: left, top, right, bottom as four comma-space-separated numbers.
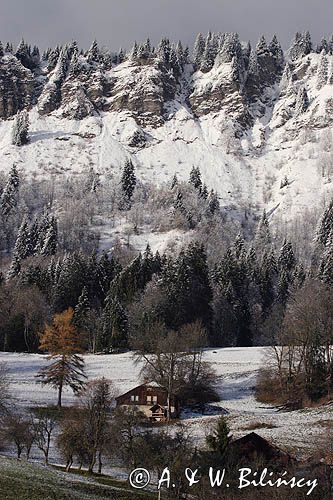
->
1, 32, 333, 241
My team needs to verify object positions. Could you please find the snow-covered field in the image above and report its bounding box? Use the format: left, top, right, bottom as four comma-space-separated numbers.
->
1, 347, 332, 459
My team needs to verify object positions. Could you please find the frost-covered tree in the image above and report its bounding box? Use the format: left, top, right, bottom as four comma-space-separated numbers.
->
41, 216, 58, 256
6, 254, 21, 280
318, 239, 333, 286
13, 217, 33, 260
0, 42, 4, 58
317, 49, 329, 90
193, 33, 205, 68
0, 165, 20, 216
295, 86, 309, 115
254, 210, 271, 256
12, 110, 30, 146
207, 190, 220, 215
268, 34, 284, 67
256, 35, 270, 58
200, 32, 215, 72
100, 294, 128, 350
87, 39, 100, 64
317, 37, 329, 54
119, 159, 137, 210
289, 31, 312, 61
189, 166, 202, 191
315, 199, 333, 246
15, 39, 32, 68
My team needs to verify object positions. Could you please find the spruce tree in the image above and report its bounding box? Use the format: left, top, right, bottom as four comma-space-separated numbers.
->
12, 110, 30, 146
87, 39, 99, 64
13, 217, 33, 260
295, 86, 309, 115
254, 210, 271, 256
0, 165, 20, 216
207, 190, 220, 215
193, 33, 205, 69
41, 216, 58, 256
6, 254, 21, 280
316, 49, 329, 90
119, 159, 137, 210
189, 166, 202, 191
74, 286, 91, 338
0, 42, 4, 58
100, 293, 128, 350
315, 199, 333, 246
268, 35, 284, 68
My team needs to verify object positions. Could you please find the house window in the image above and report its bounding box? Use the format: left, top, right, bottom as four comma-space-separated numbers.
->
147, 395, 152, 403
153, 395, 158, 403
131, 395, 139, 402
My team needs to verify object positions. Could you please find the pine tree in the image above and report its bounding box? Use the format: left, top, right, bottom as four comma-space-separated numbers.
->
200, 32, 214, 72
317, 49, 329, 90
206, 416, 232, 459
189, 166, 202, 191
13, 217, 33, 260
41, 216, 58, 256
6, 254, 21, 280
87, 39, 99, 64
15, 39, 32, 68
278, 240, 296, 273
317, 38, 329, 54
289, 31, 312, 61
0, 165, 20, 216
0, 42, 4, 58
100, 294, 128, 350
37, 308, 86, 407
193, 33, 205, 69
295, 86, 309, 115
315, 199, 333, 246
119, 159, 137, 210
318, 240, 333, 286
254, 210, 271, 255
12, 110, 30, 146
256, 35, 269, 58
74, 286, 91, 332
207, 190, 220, 215
269, 35, 284, 68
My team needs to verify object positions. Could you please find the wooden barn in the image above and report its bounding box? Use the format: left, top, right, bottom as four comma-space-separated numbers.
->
115, 382, 180, 422
230, 432, 293, 467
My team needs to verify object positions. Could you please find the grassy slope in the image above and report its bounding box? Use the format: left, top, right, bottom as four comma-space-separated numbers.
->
0, 456, 151, 500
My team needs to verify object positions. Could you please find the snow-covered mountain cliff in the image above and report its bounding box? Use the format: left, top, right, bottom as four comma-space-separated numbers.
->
1, 32, 333, 228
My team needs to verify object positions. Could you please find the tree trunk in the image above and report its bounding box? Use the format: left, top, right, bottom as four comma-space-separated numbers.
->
57, 380, 63, 407
98, 451, 102, 474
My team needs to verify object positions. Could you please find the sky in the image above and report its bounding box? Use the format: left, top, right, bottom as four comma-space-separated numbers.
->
2, 0, 333, 52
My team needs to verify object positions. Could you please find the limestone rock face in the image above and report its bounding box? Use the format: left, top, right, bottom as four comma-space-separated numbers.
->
105, 60, 176, 127
189, 62, 251, 129
0, 55, 35, 118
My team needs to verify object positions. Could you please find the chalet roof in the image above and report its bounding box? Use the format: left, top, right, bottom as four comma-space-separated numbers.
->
115, 381, 166, 400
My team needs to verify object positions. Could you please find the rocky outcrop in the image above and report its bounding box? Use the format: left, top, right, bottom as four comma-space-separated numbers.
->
189, 61, 251, 129
105, 60, 169, 127
0, 55, 35, 118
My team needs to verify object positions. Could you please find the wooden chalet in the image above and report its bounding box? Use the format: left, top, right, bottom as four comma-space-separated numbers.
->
115, 382, 180, 422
